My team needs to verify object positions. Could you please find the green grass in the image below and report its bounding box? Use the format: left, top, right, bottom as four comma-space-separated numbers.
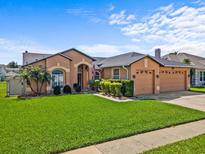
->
0, 81, 6, 97
0, 94, 205, 154
144, 134, 205, 154
190, 87, 205, 93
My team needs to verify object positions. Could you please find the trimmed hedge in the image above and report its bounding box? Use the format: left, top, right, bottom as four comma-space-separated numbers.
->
99, 79, 133, 97
53, 86, 61, 95
63, 85, 72, 94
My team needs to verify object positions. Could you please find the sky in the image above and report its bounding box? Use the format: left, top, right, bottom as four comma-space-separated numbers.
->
0, 0, 205, 64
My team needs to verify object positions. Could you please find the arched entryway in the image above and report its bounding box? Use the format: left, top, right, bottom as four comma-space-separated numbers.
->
77, 64, 89, 89
52, 69, 64, 88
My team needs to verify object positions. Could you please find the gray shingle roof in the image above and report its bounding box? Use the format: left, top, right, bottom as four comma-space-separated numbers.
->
96, 52, 190, 68
163, 53, 205, 69
23, 52, 52, 65
23, 48, 95, 66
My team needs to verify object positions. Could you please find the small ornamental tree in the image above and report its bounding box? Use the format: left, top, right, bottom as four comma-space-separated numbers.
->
20, 66, 51, 96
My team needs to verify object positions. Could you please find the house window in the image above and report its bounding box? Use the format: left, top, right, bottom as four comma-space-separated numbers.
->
113, 69, 120, 79
52, 70, 64, 88
95, 71, 100, 80
200, 71, 205, 82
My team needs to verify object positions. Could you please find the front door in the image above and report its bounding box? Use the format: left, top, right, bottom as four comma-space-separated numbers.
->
77, 72, 83, 89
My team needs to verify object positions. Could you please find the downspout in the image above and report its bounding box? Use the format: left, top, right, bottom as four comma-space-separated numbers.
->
122, 66, 128, 79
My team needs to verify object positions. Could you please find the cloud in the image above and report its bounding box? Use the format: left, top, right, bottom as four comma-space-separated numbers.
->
78, 44, 142, 57
109, 3, 205, 56
192, 0, 205, 6
0, 38, 57, 64
109, 10, 136, 25
66, 8, 104, 23
108, 4, 115, 11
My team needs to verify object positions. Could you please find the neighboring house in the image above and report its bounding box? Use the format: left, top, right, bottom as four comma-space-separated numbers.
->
5, 68, 20, 78
23, 48, 191, 96
23, 48, 95, 95
94, 49, 191, 96
0, 65, 6, 81
163, 53, 205, 87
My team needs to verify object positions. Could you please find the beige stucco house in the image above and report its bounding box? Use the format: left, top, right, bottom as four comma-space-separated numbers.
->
23, 48, 95, 94
23, 48, 191, 96
94, 49, 191, 96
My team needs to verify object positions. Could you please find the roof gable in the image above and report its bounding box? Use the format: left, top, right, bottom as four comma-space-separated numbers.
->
61, 48, 96, 61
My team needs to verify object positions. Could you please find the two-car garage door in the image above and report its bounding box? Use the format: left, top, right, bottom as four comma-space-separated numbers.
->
134, 69, 187, 95
160, 70, 186, 92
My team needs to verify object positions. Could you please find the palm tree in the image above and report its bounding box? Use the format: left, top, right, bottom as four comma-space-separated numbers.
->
20, 66, 51, 96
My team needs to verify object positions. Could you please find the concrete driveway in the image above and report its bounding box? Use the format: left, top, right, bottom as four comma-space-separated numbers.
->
143, 91, 205, 112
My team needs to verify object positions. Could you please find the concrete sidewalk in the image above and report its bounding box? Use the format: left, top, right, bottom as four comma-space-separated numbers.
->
63, 119, 205, 154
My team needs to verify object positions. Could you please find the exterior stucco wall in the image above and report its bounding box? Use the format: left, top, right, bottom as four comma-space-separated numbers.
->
102, 66, 129, 79
101, 57, 190, 96
25, 49, 93, 94
130, 57, 160, 95
64, 50, 93, 88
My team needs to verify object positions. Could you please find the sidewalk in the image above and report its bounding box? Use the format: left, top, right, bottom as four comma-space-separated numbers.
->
63, 119, 205, 154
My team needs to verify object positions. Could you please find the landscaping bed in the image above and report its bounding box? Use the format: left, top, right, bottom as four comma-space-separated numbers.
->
0, 93, 205, 153
144, 134, 205, 154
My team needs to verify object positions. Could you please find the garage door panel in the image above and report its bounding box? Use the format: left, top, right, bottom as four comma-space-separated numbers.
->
160, 70, 186, 92
135, 70, 154, 95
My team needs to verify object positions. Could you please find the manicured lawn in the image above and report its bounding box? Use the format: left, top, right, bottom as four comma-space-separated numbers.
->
190, 87, 205, 93
0, 94, 205, 154
144, 134, 205, 154
0, 81, 6, 97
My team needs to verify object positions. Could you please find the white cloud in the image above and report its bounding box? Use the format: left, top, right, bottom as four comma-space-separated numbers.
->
78, 44, 142, 57
109, 3, 205, 56
66, 8, 104, 23
108, 4, 115, 11
109, 10, 135, 25
0, 38, 57, 64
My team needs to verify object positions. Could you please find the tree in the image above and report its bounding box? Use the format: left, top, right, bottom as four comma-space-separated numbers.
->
7, 61, 18, 68
20, 66, 51, 96
183, 58, 191, 65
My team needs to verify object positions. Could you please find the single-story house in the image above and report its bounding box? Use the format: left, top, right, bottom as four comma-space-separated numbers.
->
22, 48, 191, 96
23, 48, 95, 94
163, 52, 205, 87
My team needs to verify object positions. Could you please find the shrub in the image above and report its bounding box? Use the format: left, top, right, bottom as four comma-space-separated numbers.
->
109, 83, 116, 96
99, 79, 134, 97
122, 80, 134, 97
104, 81, 111, 94
53, 86, 61, 95
113, 82, 122, 97
73, 83, 81, 93
63, 85, 72, 94
94, 80, 100, 91
88, 80, 95, 90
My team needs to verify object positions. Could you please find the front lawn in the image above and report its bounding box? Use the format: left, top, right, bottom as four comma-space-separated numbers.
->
144, 134, 205, 154
0, 94, 205, 154
0, 81, 6, 97
190, 87, 205, 93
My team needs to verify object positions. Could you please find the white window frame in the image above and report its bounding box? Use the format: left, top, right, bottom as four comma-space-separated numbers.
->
95, 71, 101, 80
200, 71, 205, 82
112, 68, 120, 79
52, 70, 64, 88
